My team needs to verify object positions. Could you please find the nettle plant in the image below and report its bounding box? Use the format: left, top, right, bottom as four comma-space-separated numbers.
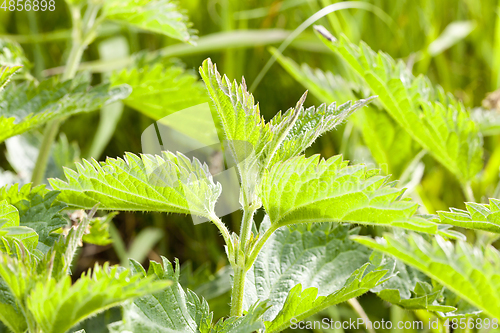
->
1, 1, 500, 332
2, 52, 500, 332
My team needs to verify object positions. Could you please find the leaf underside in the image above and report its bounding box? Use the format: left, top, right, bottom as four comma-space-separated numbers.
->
244, 223, 387, 332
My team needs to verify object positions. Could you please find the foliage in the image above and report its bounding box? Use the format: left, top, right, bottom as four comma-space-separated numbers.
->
314, 25, 483, 184
0, 183, 67, 253
0, 202, 169, 333
0, 76, 130, 143
1, 0, 500, 332
354, 233, 500, 318
437, 198, 500, 233
110, 64, 209, 120
0, 200, 38, 253
102, 0, 196, 43
244, 222, 388, 332
50, 152, 222, 219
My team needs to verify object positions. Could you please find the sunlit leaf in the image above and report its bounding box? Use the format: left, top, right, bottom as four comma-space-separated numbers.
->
50, 152, 222, 219
103, 0, 196, 43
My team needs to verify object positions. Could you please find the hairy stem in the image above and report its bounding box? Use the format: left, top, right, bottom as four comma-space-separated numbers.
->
31, 5, 98, 185
230, 266, 247, 317
246, 224, 277, 270
209, 214, 233, 256
230, 206, 257, 316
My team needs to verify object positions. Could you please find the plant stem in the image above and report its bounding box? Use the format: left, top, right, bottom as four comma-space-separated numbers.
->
348, 298, 376, 333
61, 40, 85, 81
30, 42, 82, 185
31, 4, 97, 185
246, 224, 277, 270
209, 214, 233, 255
31, 119, 63, 185
462, 182, 475, 202
230, 265, 247, 317
230, 206, 257, 316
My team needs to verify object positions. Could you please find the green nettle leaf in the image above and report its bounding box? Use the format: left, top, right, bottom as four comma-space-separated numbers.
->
259, 154, 464, 240
315, 25, 483, 183
0, 277, 26, 333
267, 266, 384, 332
243, 223, 387, 332
0, 76, 131, 143
370, 253, 457, 313
0, 39, 30, 69
103, 0, 196, 43
259, 154, 453, 236
437, 198, 500, 233
271, 48, 419, 177
50, 151, 222, 219
0, 200, 38, 253
199, 59, 268, 200
27, 263, 170, 333
0, 183, 68, 253
109, 257, 212, 333
111, 64, 209, 120
110, 257, 266, 333
82, 212, 116, 246
0, 66, 22, 91
353, 233, 500, 318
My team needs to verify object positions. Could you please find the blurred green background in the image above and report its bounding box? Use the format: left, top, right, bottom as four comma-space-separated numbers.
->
1, 0, 499, 331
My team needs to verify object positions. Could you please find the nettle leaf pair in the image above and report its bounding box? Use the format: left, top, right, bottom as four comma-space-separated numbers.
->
36, 54, 482, 332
